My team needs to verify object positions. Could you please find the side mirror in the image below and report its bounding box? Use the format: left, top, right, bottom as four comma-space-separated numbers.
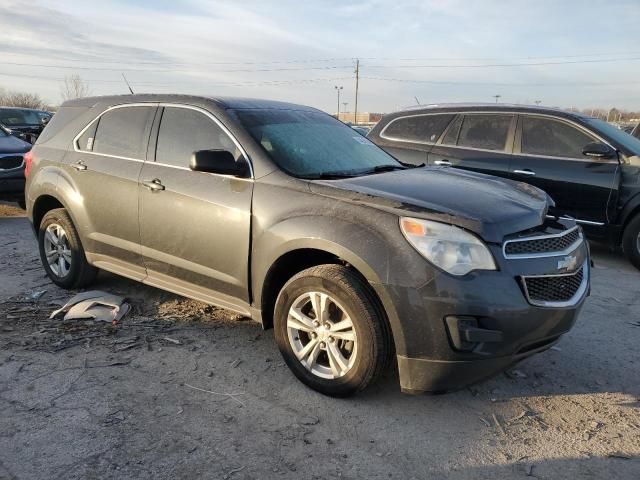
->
190, 149, 249, 177
582, 142, 615, 159
41, 116, 50, 125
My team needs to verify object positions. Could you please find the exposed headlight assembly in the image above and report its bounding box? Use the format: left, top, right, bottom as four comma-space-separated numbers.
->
400, 217, 497, 276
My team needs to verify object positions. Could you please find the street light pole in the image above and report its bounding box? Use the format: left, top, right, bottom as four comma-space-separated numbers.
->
334, 85, 343, 119
493, 94, 501, 103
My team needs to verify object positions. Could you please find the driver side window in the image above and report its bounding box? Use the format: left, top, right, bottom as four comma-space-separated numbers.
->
521, 116, 595, 159
156, 107, 240, 168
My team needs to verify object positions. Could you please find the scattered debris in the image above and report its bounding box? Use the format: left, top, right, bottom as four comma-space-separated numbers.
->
163, 337, 182, 345
184, 383, 245, 406
525, 464, 536, 477
505, 369, 528, 379
50, 291, 130, 323
300, 415, 320, 426
223, 465, 246, 479
492, 413, 506, 435
231, 359, 242, 368
28, 290, 47, 301
607, 452, 631, 460
478, 416, 491, 427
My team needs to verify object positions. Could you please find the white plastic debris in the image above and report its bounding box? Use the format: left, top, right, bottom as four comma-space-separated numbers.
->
50, 290, 130, 323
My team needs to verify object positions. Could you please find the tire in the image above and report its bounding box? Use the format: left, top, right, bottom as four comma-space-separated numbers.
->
17, 198, 26, 210
274, 264, 392, 397
622, 214, 640, 270
38, 208, 98, 289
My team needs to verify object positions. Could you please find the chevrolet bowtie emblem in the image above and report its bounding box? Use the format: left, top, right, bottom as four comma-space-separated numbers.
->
557, 256, 578, 271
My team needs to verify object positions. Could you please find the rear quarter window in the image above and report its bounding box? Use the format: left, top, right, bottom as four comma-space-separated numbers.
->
382, 114, 454, 143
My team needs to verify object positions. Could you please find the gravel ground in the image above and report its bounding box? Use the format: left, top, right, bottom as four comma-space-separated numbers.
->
0, 202, 638, 479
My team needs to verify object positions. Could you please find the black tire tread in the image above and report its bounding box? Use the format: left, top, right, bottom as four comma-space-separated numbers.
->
39, 208, 97, 288
622, 214, 640, 270
276, 264, 393, 396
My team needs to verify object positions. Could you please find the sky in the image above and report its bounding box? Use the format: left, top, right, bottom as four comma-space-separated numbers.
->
1, 0, 639, 113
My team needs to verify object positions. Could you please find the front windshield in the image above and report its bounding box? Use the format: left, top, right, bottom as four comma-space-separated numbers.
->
231, 109, 401, 178
0, 109, 41, 126
585, 118, 640, 155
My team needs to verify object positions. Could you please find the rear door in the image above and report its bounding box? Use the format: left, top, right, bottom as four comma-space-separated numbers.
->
139, 105, 253, 307
428, 113, 516, 177
375, 113, 455, 165
510, 114, 620, 225
66, 104, 157, 279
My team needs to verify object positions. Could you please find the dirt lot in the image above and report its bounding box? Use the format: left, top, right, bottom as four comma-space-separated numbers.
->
0, 202, 638, 479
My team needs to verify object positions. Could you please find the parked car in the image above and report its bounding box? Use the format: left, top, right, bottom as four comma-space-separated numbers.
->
0, 107, 50, 144
26, 95, 589, 396
0, 123, 31, 208
369, 104, 640, 269
352, 125, 371, 136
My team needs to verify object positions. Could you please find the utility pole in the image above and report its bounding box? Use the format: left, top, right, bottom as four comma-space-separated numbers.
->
493, 94, 501, 103
334, 85, 343, 119
354, 59, 360, 125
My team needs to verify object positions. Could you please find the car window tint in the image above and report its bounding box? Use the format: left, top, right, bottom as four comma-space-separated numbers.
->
156, 107, 239, 168
458, 114, 513, 151
76, 120, 98, 151
383, 114, 454, 143
92, 106, 154, 159
522, 117, 594, 158
441, 115, 462, 145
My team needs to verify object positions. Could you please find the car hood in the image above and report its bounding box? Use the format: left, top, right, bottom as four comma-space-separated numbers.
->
0, 134, 31, 154
309, 167, 552, 243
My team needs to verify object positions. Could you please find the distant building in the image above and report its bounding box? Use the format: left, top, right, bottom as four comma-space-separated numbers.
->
336, 112, 383, 125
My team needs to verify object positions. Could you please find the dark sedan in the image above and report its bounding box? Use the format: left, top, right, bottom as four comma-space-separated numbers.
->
0, 124, 31, 208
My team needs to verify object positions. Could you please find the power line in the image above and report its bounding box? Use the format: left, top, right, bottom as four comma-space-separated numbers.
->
2, 50, 640, 66
2, 55, 640, 74
360, 76, 638, 87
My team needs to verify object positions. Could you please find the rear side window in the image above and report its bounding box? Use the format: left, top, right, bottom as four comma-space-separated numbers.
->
521, 116, 595, 159
155, 107, 239, 168
92, 106, 154, 159
457, 114, 513, 151
382, 114, 454, 143
76, 120, 98, 151
441, 115, 462, 145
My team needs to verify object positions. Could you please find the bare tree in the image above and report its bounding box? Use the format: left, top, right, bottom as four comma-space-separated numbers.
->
60, 74, 90, 101
0, 89, 46, 109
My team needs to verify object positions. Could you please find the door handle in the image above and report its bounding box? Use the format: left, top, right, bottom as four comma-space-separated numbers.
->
434, 159, 452, 166
142, 179, 165, 192
514, 169, 536, 176
72, 161, 87, 171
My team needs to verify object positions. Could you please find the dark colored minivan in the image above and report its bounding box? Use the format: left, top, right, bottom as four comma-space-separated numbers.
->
26, 95, 590, 396
369, 104, 640, 269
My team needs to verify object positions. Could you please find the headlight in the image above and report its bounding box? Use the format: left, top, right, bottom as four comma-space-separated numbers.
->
400, 217, 497, 276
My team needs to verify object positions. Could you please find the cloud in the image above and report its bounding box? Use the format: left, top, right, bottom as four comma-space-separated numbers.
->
0, 0, 638, 110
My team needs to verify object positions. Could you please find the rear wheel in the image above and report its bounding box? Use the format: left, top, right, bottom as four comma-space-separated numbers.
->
38, 208, 97, 289
274, 264, 391, 397
622, 214, 640, 271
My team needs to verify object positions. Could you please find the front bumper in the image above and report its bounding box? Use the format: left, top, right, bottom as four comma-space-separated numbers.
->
380, 223, 590, 394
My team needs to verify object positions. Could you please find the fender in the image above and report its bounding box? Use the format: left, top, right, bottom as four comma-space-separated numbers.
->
251, 213, 431, 357
619, 191, 640, 230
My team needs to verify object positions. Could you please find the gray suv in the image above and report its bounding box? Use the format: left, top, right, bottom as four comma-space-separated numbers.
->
26, 95, 590, 396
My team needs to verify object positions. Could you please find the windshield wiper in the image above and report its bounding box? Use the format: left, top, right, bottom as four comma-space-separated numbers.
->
302, 171, 360, 180
371, 164, 407, 173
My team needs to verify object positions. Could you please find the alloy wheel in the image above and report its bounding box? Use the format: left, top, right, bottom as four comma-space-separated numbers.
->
43, 223, 72, 278
286, 291, 358, 379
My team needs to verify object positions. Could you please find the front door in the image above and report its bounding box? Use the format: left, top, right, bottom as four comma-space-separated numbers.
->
139, 105, 253, 308
509, 114, 620, 226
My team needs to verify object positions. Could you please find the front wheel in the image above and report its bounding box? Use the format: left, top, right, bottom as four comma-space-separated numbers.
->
38, 208, 97, 289
622, 214, 640, 270
274, 264, 392, 397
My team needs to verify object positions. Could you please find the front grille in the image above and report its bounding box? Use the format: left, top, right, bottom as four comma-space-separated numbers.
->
522, 265, 584, 305
504, 226, 581, 257
0, 155, 24, 170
